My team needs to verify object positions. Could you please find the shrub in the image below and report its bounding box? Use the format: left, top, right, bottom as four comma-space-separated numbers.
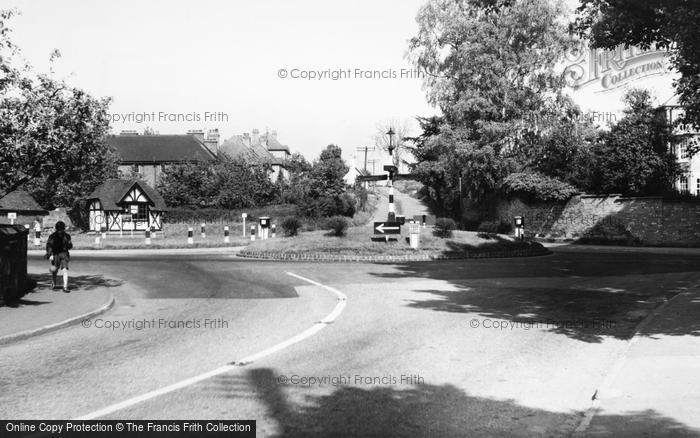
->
477, 220, 513, 234
501, 172, 578, 202
325, 216, 349, 237
281, 216, 302, 237
434, 217, 457, 238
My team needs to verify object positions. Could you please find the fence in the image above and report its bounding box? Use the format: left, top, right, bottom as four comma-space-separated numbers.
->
0, 224, 29, 304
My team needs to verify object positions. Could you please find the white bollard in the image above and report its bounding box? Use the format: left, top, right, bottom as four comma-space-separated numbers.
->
224, 226, 230, 243
187, 227, 194, 245
145, 229, 151, 245
250, 225, 256, 241
201, 223, 206, 239
271, 224, 276, 238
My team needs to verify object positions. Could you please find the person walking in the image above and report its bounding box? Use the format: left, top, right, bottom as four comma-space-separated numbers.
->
45, 221, 73, 292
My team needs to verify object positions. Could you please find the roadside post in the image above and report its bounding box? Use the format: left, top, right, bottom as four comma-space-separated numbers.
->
24, 224, 30, 245
187, 227, 194, 245
259, 217, 271, 240
224, 226, 230, 243
384, 165, 398, 222
145, 229, 151, 245
271, 224, 276, 238
150, 225, 156, 239
200, 222, 206, 239
514, 216, 524, 240
8, 212, 16, 225
242, 213, 248, 237
409, 220, 421, 250
34, 229, 41, 247
101, 225, 107, 241
94, 232, 101, 245
250, 225, 256, 241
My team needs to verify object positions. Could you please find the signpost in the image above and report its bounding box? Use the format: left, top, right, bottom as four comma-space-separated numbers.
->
242, 213, 248, 237
374, 222, 401, 235
7, 212, 16, 225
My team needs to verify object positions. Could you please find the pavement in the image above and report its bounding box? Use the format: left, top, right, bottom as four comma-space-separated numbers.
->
579, 286, 700, 437
0, 267, 116, 344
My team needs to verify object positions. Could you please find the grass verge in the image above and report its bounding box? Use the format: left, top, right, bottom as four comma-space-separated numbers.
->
243, 225, 546, 258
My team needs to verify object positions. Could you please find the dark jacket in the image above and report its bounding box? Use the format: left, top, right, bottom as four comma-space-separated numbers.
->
45, 231, 73, 258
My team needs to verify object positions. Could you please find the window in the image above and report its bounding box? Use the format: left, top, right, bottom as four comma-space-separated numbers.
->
680, 176, 689, 192
123, 204, 148, 221
131, 164, 139, 173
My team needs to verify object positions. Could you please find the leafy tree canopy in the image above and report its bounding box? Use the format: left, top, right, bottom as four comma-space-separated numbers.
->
0, 9, 117, 207
574, 0, 700, 138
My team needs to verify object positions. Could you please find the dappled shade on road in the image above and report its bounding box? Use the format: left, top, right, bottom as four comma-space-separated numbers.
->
369, 250, 700, 342
236, 367, 699, 437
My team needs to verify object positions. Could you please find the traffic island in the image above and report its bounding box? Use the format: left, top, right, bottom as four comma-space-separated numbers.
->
237, 226, 550, 262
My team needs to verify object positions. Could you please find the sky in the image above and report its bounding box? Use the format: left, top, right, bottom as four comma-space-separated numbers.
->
3, 0, 678, 163
3, 0, 434, 161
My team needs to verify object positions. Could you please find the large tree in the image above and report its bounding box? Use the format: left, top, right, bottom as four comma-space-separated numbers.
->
0, 10, 117, 208
574, 0, 700, 147
587, 88, 680, 195
407, 0, 580, 214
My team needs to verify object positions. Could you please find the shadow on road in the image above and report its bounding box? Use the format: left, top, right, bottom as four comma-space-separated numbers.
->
29, 273, 123, 291
369, 251, 700, 342
242, 368, 699, 437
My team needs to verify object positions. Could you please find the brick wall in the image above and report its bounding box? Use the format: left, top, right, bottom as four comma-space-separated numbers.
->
490, 195, 700, 246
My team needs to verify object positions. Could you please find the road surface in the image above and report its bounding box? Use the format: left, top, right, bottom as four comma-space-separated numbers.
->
1, 248, 700, 437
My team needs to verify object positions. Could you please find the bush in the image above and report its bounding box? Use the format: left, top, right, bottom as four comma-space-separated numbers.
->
280, 216, 302, 237
325, 216, 349, 237
501, 172, 578, 202
477, 220, 513, 234
434, 217, 457, 238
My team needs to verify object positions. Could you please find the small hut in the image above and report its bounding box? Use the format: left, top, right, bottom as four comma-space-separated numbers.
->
86, 179, 167, 232
0, 190, 48, 225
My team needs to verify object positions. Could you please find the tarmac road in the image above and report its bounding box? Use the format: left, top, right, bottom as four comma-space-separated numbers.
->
2, 248, 700, 437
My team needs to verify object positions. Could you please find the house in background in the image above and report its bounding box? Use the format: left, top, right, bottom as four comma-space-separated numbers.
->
0, 190, 48, 225
86, 179, 167, 233
659, 99, 700, 194
107, 130, 219, 188
219, 129, 291, 181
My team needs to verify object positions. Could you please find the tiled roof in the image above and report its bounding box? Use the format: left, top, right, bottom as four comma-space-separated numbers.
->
0, 190, 46, 212
87, 179, 168, 211
219, 135, 275, 164
262, 133, 290, 152
107, 135, 217, 163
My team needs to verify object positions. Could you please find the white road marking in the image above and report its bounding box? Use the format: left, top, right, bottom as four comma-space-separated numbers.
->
74, 271, 347, 421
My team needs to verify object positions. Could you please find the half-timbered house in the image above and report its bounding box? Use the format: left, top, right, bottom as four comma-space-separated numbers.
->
86, 179, 167, 233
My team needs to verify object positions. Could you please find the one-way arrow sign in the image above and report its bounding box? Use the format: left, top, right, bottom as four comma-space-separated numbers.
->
374, 221, 401, 235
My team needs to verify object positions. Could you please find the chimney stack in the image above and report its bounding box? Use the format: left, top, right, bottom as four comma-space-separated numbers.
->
204, 129, 220, 156
187, 130, 205, 143
251, 129, 260, 145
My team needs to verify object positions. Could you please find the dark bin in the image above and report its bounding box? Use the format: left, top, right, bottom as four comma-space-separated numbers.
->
0, 224, 29, 305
